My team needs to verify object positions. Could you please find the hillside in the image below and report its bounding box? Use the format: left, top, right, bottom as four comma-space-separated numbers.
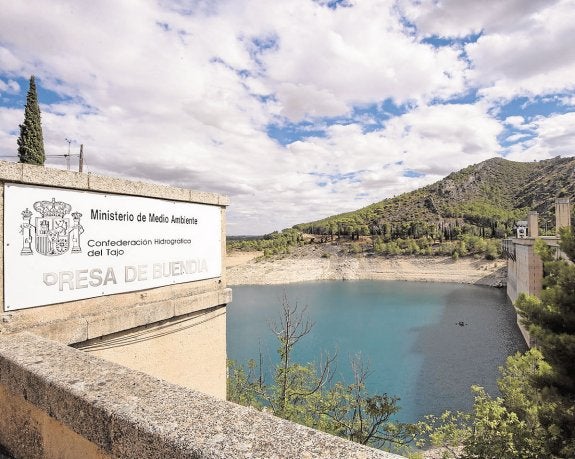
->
293, 156, 575, 239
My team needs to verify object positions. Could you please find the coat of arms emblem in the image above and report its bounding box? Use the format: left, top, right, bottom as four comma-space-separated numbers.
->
19, 198, 84, 256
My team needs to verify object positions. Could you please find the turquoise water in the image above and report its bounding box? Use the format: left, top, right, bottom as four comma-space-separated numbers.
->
227, 281, 527, 423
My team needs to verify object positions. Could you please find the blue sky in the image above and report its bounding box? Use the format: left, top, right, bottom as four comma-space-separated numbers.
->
1, 0, 574, 234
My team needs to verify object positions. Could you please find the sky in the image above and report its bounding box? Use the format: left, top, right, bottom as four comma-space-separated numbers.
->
0, 0, 574, 235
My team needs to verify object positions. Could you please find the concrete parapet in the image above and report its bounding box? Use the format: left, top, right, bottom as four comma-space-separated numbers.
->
0, 333, 401, 459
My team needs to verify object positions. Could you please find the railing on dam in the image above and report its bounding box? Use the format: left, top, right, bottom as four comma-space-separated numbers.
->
501, 239, 516, 261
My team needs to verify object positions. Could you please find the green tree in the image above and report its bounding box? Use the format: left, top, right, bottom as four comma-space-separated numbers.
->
17, 75, 46, 165
322, 357, 418, 451
418, 350, 552, 459
463, 385, 540, 459
227, 293, 418, 453
515, 228, 575, 457
227, 358, 262, 408
268, 296, 332, 418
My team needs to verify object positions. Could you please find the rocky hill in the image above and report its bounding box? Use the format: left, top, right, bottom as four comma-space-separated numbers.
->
293, 156, 575, 239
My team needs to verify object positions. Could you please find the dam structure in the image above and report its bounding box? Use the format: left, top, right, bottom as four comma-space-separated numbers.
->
502, 197, 572, 346
0, 161, 400, 459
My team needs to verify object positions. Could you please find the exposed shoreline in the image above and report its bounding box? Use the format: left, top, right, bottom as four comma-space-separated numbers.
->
226, 248, 507, 288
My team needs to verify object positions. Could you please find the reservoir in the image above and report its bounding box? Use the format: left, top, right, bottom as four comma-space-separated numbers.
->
227, 280, 528, 423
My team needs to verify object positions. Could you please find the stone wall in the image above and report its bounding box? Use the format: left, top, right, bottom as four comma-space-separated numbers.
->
0, 333, 401, 459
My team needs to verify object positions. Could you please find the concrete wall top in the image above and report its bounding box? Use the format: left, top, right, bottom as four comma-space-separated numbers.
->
0, 332, 402, 459
0, 161, 230, 207
509, 236, 561, 247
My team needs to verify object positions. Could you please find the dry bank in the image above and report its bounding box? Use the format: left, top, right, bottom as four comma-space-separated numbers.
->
226, 248, 507, 287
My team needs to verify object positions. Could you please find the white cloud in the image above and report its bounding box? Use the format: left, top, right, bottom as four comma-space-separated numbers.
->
0, 108, 21, 159
0, 0, 573, 234
505, 133, 531, 143
401, 0, 575, 103
276, 83, 349, 120
466, 1, 575, 101
257, 0, 467, 118
0, 79, 20, 95
381, 104, 502, 172
399, 0, 560, 38
506, 112, 575, 161
503, 116, 525, 127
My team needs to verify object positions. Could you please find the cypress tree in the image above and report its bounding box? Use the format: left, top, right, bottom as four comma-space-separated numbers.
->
17, 75, 46, 165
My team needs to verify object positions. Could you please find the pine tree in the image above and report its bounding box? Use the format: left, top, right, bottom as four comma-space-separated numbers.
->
515, 228, 575, 457
17, 75, 45, 165
227, 293, 418, 453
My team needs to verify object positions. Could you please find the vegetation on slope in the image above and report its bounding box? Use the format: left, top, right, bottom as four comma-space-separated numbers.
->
228, 156, 575, 260
228, 228, 304, 256
294, 156, 575, 240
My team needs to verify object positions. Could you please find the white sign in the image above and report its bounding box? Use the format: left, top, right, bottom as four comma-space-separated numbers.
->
4, 183, 222, 311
